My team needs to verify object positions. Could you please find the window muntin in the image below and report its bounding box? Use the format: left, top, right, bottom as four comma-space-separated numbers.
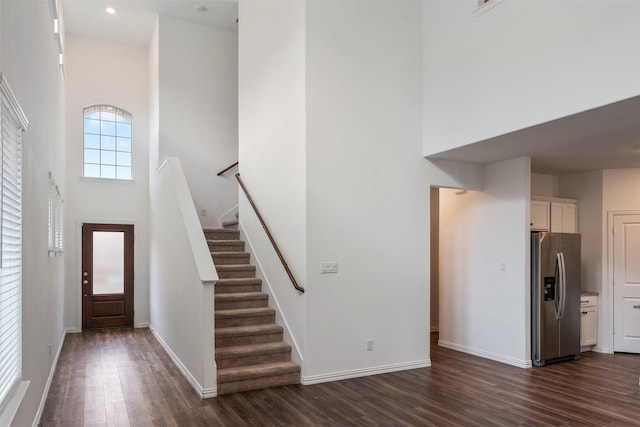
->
83, 105, 132, 180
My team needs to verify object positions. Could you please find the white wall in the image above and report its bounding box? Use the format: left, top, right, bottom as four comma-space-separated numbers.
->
559, 170, 604, 295
423, 0, 640, 155
238, 0, 494, 383
304, 0, 431, 381
157, 15, 238, 228
0, 1, 67, 425
64, 35, 150, 330
439, 157, 531, 367
238, 0, 308, 370
599, 168, 640, 352
531, 173, 559, 198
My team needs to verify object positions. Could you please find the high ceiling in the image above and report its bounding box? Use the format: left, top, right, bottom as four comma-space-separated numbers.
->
63, 0, 238, 47
62, 1, 640, 176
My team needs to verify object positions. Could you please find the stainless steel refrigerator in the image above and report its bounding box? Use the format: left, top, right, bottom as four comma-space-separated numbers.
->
531, 232, 581, 367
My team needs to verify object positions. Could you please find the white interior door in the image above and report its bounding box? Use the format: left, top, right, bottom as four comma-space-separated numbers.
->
613, 214, 640, 353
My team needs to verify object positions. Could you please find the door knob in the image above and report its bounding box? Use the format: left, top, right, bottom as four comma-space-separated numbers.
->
83, 280, 88, 284
83, 272, 88, 276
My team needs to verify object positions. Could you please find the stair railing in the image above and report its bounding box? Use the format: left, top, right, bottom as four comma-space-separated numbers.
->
217, 161, 239, 176
232, 172, 305, 294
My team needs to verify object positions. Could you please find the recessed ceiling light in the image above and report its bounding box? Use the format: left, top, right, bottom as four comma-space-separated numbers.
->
105, 7, 116, 15
196, 5, 208, 12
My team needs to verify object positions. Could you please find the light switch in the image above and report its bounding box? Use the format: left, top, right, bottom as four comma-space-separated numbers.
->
320, 262, 338, 274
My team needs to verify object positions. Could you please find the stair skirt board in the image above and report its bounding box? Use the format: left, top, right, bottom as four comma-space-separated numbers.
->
301, 360, 431, 386
150, 325, 217, 398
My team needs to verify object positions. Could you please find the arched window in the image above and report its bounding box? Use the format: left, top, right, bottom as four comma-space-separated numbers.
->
83, 105, 132, 179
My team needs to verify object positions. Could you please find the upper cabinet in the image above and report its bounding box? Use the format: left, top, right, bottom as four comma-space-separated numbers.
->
531, 197, 578, 233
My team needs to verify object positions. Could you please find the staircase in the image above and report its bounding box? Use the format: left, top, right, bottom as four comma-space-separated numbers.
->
205, 227, 301, 395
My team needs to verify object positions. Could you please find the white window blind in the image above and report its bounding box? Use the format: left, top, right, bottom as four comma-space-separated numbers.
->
0, 74, 25, 416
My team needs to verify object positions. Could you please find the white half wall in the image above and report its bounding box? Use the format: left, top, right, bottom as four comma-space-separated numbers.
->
64, 35, 150, 330
423, 0, 640, 154
439, 157, 531, 367
157, 15, 238, 228
0, 1, 67, 425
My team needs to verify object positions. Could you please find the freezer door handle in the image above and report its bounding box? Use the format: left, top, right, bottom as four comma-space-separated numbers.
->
558, 252, 567, 319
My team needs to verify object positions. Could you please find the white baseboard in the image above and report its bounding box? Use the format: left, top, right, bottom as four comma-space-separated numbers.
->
135, 322, 150, 328
302, 360, 430, 385
32, 327, 72, 427
438, 339, 532, 368
149, 325, 217, 399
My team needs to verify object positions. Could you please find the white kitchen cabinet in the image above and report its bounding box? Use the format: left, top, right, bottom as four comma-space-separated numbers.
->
531, 197, 577, 233
550, 201, 577, 233
530, 200, 550, 231
581, 294, 598, 351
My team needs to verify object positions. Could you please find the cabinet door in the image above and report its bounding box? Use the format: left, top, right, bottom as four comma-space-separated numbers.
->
581, 307, 597, 347
551, 202, 577, 233
531, 201, 550, 231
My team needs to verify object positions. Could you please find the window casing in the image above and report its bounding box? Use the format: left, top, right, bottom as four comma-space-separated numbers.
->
83, 105, 132, 180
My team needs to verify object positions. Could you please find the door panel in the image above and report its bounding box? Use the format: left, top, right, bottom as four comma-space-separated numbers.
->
613, 214, 640, 353
82, 223, 134, 330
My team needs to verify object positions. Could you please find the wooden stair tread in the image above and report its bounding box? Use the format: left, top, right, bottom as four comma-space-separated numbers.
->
215, 277, 261, 284
216, 342, 291, 359
217, 361, 300, 383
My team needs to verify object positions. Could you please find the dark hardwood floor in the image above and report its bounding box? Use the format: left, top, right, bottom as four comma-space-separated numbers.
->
39, 329, 640, 426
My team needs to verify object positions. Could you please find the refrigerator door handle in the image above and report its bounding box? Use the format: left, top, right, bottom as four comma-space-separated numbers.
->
554, 253, 561, 319
558, 252, 567, 319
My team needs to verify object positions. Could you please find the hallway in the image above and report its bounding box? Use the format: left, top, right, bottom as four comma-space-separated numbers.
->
39, 329, 640, 426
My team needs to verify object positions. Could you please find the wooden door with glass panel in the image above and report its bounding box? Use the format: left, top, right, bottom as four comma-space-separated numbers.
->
82, 223, 134, 330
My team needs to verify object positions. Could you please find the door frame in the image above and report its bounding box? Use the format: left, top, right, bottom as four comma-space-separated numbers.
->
606, 210, 640, 354
75, 219, 138, 330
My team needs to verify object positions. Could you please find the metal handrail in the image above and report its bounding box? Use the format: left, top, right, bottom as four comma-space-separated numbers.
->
217, 161, 239, 176
235, 173, 305, 293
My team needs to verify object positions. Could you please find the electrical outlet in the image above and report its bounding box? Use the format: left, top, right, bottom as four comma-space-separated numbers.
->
48, 344, 52, 357
201, 209, 207, 216
320, 262, 338, 274
366, 339, 373, 351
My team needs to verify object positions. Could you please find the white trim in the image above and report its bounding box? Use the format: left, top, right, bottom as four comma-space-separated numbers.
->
0, 381, 29, 427
0, 73, 29, 131
149, 325, 217, 398
32, 328, 71, 427
219, 204, 239, 228
74, 219, 146, 331
438, 339, 532, 368
302, 360, 430, 385
606, 210, 640, 354
135, 322, 149, 329
238, 220, 304, 367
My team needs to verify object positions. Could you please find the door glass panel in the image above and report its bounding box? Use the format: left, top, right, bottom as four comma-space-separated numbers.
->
93, 231, 124, 294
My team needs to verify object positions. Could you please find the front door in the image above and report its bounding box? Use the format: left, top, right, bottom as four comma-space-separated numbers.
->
82, 223, 134, 330
613, 213, 640, 353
